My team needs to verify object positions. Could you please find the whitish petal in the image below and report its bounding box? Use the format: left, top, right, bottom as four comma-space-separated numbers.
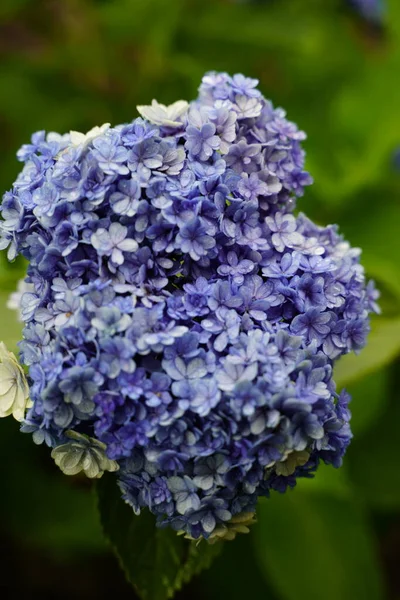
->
70, 123, 110, 148
176, 493, 200, 515
137, 100, 188, 127
0, 363, 14, 394
0, 346, 31, 422
59, 450, 85, 475
186, 358, 207, 379
51, 431, 119, 478
167, 100, 190, 122
118, 238, 139, 253
0, 387, 17, 416
82, 453, 101, 478
167, 477, 186, 494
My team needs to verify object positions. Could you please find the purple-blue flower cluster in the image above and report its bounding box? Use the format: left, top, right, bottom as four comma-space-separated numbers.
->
0, 72, 378, 540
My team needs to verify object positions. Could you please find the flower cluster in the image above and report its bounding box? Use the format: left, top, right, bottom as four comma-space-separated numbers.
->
0, 72, 378, 540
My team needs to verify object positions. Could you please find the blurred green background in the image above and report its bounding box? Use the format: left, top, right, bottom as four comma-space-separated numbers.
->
1, 0, 400, 598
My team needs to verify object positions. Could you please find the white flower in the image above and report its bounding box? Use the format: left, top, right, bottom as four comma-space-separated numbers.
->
69, 123, 111, 148
233, 95, 263, 119
0, 342, 32, 421
136, 100, 189, 128
51, 430, 119, 479
7, 279, 35, 321
298, 236, 325, 256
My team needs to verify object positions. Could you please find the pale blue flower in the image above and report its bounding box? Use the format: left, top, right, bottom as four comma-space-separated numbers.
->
91, 222, 138, 265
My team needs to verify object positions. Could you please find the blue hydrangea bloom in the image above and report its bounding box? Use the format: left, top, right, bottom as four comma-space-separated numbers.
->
0, 72, 378, 541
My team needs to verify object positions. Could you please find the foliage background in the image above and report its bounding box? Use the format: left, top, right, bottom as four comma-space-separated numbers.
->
0, 0, 399, 598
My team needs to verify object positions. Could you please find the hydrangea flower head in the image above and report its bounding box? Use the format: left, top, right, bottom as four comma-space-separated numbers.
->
0, 72, 378, 541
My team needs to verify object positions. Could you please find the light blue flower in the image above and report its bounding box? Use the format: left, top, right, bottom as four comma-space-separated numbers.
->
91, 222, 138, 265
185, 108, 220, 161
265, 212, 304, 252
175, 218, 216, 261
91, 133, 129, 175
110, 177, 141, 216
167, 476, 201, 515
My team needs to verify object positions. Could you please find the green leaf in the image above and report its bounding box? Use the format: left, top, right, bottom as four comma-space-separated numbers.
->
335, 318, 400, 387
296, 462, 352, 499
0, 292, 23, 354
348, 395, 400, 509
96, 474, 221, 600
0, 418, 107, 556
345, 369, 389, 435
199, 532, 280, 600
254, 490, 384, 600
365, 258, 400, 306
335, 197, 400, 298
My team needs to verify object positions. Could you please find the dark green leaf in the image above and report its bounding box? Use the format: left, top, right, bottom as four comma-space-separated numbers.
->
335, 318, 400, 387
96, 474, 221, 600
0, 418, 107, 556
348, 393, 400, 509
296, 461, 352, 499
345, 369, 389, 435
199, 532, 280, 600
365, 258, 400, 306
254, 490, 384, 600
